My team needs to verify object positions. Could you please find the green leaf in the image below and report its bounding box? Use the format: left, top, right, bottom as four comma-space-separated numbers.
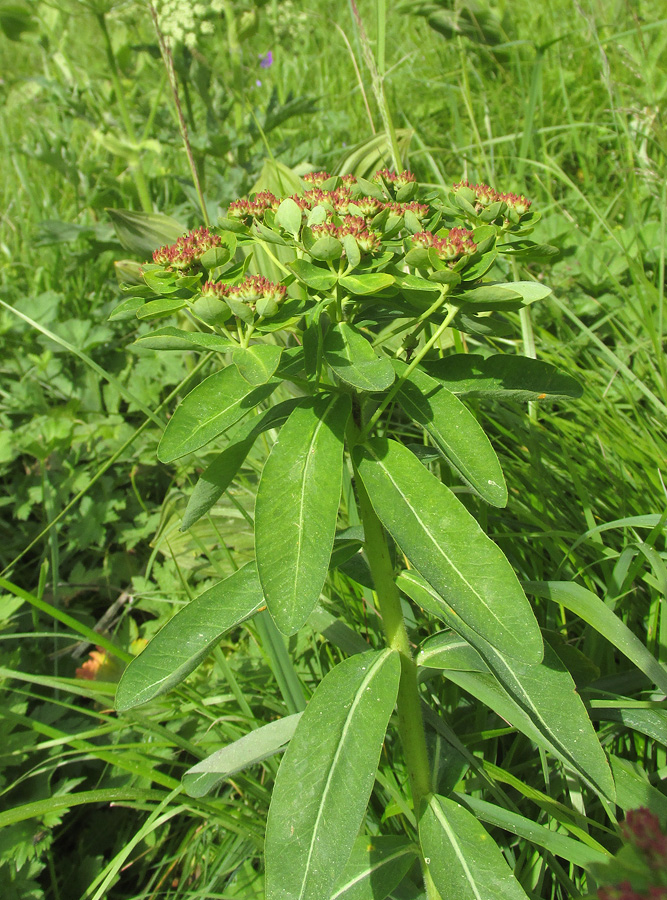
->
609, 755, 667, 818
133, 326, 236, 352
183, 714, 302, 798
115, 562, 264, 710
108, 296, 145, 320
233, 344, 283, 385
157, 365, 278, 462
394, 361, 507, 507
265, 650, 401, 900
190, 294, 233, 327
275, 197, 303, 236
200, 245, 232, 269
525, 581, 667, 694
502, 281, 552, 304
452, 794, 610, 872
354, 439, 543, 664
135, 296, 186, 320
256, 394, 351, 635
405, 571, 615, 800
330, 836, 418, 900
181, 399, 304, 531
324, 323, 395, 392
342, 233, 361, 268
339, 273, 396, 296
457, 285, 523, 310
420, 794, 530, 900
423, 354, 582, 402
288, 258, 338, 291
107, 208, 185, 256
309, 235, 344, 261
417, 631, 487, 672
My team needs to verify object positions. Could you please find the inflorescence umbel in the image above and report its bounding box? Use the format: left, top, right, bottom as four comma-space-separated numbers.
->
135, 168, 538, 337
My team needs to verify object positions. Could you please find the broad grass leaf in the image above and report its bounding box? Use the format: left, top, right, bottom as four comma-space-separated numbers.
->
405, 572, 615, 801
115, 562, 264, 710
157, 365, 278, 463
420, 794, 530, 900
107, 208, 185, 256
265, 649, 401, 900
324, 323, 395, 392
181, 399, 304, 531
393, 361, 507, 507
233, 344, 283, 385
452, 794, 610, 872
330, 835, 418, 900
355, 439, 542, 664
256, 394, 351, 635
609, 755, 667, 817
423, 354, 582, 402
183, 713, 302, 798
525, 581, 667, 694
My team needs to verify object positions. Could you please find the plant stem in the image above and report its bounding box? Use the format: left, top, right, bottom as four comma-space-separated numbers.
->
149, 5, 210, 227
354, 474, 440, 900
96, 12, 153, 213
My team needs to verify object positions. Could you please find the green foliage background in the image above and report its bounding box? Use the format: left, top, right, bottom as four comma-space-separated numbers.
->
0, 0, 665, 898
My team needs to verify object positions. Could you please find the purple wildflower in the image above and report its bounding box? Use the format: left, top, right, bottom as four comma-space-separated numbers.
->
259, 50, 273, 69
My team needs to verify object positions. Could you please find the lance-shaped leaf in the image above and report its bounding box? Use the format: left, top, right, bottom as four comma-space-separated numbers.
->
393, 361, 506, 507
181, 398, 304, 531
158, 365, 278, 462
330, 835, 418, 900
183, 713, 302, 798
324, 322, 395, 392
423, 353, 582, 402
233, 344, 283, 385
354, 439, 542, 664
115, 562, 264, 710
256, 394, 351, 635
265, 649, 401, 900
420, 794, 530, 900
405, 571, 615, 801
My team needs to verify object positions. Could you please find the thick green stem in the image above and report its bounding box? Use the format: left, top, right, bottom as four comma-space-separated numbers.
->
355, 474, 440, 899
96, 13, 153, 213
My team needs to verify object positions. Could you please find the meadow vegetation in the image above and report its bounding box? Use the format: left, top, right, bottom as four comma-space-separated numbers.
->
0, 1, 666, 898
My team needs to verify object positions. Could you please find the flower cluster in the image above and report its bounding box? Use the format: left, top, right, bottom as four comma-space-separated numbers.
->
228, 191, 280, 223
374, 168, 417, 188
202, 275, 286, 318
302, 186, 354, 215
622, 809, 667, 871
386, 200, 430, 220
154, 0, 222, 49
412, 228, 477, 262
453, 180, 532, 215
311, 216, 381, 253
153, 227, 222, 271
303, 171, 357, 187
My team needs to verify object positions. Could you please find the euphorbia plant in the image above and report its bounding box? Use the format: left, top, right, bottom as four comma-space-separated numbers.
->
114, 168, 619, 900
